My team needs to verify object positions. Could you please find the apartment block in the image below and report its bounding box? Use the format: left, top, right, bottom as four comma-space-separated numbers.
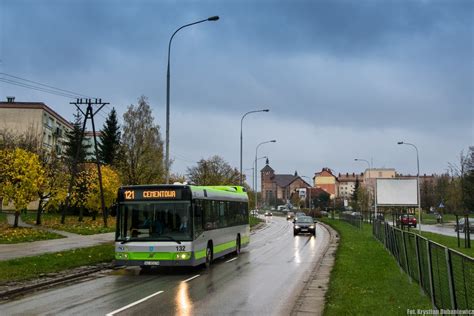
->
0, 96, 72, 154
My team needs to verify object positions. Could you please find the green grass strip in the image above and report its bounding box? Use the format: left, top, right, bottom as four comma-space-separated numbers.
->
0, 227, 65, 244
322, 219, 432, 316
21, 213, 115, 235
417, 231, 473, 257
249, 216, 263, 227
0, 243, 114, 284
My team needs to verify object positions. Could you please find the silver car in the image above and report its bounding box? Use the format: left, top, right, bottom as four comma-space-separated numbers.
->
454, 218, 474, 233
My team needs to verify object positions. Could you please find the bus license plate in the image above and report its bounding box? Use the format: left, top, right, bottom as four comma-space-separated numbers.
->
144, 261, 160, 266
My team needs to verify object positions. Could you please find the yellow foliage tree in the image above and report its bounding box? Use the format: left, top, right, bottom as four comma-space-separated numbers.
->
0, 148, 45, 227
85, 164, 121, 214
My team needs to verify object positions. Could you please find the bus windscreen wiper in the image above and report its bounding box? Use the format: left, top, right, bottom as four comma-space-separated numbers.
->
157, 235, 181, 244
120, 238, 136, 244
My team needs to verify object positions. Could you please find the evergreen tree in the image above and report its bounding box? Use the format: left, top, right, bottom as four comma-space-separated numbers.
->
64, 110, 91, 170
352, 177, 360, 202
99, 108, 121, 165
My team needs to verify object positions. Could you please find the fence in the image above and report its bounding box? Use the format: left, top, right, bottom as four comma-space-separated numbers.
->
341, 213, 362, 229
373, 220, 473, 310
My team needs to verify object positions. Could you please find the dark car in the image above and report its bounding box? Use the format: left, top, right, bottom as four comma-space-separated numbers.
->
397, 214, 417, 228
294, 216, 316, 236
293, 212, 306, 223
454, 218, 474, 233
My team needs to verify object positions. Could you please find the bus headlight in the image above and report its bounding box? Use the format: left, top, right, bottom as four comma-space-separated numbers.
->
116, 252, 129, 260
175, 252, 191, 260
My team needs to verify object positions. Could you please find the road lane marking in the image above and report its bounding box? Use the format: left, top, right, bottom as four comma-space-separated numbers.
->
226, 257, 237, 263
105, 290, 164, 316
183, 274, 200, 282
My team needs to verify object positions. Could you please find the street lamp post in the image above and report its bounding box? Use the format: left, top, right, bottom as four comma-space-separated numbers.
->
240, 109, 269, 185
398, 141, 421, 235
245, 167, 255, 193
165, 16, 219, 184
301, 176, 313, 213
354, 158, 375, 221
249, 156, 267, 206
255, 140, 276, 210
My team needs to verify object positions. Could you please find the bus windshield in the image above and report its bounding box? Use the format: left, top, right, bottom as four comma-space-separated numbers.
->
117, 201, 192, 242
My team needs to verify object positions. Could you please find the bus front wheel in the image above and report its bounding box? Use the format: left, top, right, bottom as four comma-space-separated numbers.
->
205, 245, 213, 268
235, 235, 241, 255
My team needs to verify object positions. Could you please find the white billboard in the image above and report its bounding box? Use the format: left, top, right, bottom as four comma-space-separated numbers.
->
376, 178, 418, 206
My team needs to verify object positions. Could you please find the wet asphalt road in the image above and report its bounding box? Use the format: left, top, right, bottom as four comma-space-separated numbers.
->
1, 216, 330, 316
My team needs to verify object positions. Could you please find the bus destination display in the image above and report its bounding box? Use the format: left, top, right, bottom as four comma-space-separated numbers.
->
123, 189, 181, 200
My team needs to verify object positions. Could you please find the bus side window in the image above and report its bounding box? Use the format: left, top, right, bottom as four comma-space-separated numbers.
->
204, 200, 213, 230
194, 201, 204, 238
219, 201, 227, 228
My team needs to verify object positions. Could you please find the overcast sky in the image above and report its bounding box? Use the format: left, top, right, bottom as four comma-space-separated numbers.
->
1, 0, 473, 186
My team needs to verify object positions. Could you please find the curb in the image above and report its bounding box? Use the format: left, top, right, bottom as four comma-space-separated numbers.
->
291, 222, 339, 316
0, 263, 114, 300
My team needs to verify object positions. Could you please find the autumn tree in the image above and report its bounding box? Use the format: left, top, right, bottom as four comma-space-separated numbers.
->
445, 178, 463, 214
187, 155, 241, 185
170, 173, 187, 184
447, 147, 474, 214
84, 164, 121, 218
99, 108, 121, 166
119, 96, 164, 184
0, 148, 45, 227
312, 190, 330, 210
35, 151, 68, 225
462, 146, 474, 212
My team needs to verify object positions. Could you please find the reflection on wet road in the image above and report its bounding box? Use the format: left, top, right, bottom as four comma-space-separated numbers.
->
1, 216, 330, 316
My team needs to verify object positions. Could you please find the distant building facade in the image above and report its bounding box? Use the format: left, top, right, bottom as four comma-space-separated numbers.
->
313, 168, 337, 198
337, 172, 363, 199
0, 97, 72, 154
260, 161, 310, 207
0, 97, 98, 158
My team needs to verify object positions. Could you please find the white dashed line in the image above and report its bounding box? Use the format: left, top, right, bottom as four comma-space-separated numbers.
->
226, 257, 238, 263
105, 290, 164, 316
183, 274, 200, 282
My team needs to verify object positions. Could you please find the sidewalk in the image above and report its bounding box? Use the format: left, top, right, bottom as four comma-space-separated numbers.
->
291, 222, 339, 316
1, 214, 115, 261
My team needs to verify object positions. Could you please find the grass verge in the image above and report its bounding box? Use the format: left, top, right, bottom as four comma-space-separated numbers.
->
0, 212, 66, 244
417, 231, 473, 257
22, 213, 116, 235
0, 226, 65, 244
322, 219, 432, 315
0, 243, 114, 284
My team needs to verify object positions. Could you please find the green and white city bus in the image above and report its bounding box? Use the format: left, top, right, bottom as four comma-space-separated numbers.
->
115, 184, 250, 268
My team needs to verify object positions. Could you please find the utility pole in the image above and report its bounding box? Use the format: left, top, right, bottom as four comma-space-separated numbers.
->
61, 98, 109, 227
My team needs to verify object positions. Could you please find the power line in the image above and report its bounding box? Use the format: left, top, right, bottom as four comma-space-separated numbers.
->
0, 72, 94, 98
0, 78, 80, 99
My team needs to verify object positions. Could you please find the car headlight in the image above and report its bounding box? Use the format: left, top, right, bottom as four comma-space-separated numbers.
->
295, 225, 300, 229
309, 225, 315, 229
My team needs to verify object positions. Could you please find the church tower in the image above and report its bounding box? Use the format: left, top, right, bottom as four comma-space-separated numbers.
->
260, 158, 275, 207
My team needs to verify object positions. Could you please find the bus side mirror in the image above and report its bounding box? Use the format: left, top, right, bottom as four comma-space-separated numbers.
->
195, 206, 202, 217
110, 203, 118, 217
